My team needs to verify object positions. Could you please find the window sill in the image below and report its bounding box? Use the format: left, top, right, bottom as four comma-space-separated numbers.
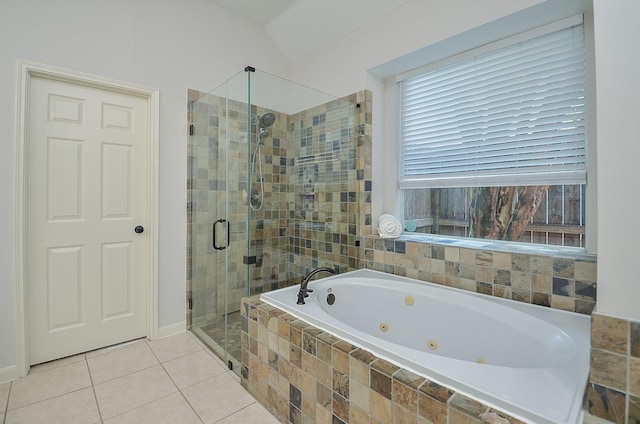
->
387, 232, 594, 260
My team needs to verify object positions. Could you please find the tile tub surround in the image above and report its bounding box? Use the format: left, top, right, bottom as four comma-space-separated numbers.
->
585, 313, 640, 424
360, 235, 597, 316
240, 297, 534, 424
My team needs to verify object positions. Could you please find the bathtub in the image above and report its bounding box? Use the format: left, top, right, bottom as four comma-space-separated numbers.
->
260, 269, 590, 424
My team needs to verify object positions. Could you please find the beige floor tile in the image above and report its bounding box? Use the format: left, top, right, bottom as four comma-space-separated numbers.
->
227, 370, 241, 383
0, 381, 10, 409
85, 338, 148, 359
88, 339, 147, 358
189, 333, 211, 350
88, 340, 159, 384
94, 365, 178, 419
202, 346, 228, 368
103, 392, 203, 424
2, 332, 273, 424
8, 360, 91, 410
162, 349, 227, 390
4, 387, 99, 424
182, 372, 256, 424
216, 402, 280, 424
29, 353, 86, 374
148, 332, 202, 363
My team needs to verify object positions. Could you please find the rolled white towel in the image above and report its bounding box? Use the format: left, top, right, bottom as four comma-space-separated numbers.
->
378, 214, 402, 239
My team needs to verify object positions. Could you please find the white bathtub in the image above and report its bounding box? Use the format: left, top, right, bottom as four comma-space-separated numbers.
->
260, 269, 590, 424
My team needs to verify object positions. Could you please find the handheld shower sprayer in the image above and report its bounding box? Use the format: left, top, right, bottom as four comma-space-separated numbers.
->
247, 112, 276, 211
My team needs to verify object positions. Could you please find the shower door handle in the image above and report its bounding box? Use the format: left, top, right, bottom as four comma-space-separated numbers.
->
213, 219, 230, 250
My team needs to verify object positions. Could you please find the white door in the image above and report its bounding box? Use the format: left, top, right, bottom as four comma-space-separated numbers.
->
27, 76, 149, 365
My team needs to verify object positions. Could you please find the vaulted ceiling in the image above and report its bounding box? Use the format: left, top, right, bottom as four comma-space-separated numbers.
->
208, 0, 411, 62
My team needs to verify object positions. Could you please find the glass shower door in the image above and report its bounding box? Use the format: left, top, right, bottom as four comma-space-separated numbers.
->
188, 70, 251, 373
188, 66, 357, 374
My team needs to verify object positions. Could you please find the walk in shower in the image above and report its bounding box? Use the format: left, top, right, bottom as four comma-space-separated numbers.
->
186, 67, 365, 372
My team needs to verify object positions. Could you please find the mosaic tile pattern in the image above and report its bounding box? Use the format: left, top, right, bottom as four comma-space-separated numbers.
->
587, 312, 640, 424
360, 235, 597, 315
285, 92, 366, 283
187, 87, 369, 353
240, 297, 528, 424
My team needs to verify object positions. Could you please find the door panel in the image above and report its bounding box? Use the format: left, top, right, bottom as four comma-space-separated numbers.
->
27, 76, 149, 365
102, 143, 132, 218
101, 242, 133, 320
46, 245, 83, 330
47, 137, 83, 220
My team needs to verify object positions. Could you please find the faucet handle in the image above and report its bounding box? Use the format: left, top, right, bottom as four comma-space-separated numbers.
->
298, 288, 313, 297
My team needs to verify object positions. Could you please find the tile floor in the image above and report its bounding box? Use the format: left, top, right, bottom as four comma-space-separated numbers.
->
0, 332, 279, 424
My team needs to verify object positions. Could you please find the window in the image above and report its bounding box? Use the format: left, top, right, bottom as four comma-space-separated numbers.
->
398, 17, 587, 247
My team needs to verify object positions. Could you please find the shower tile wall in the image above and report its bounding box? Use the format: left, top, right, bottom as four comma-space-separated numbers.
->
188, 90, 284, 323
284, 91, 371, 285
187, 89, 370, 324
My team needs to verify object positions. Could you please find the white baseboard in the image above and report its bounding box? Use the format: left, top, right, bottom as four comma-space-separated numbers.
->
157, 321, 186, 339
0, 364, 20, 384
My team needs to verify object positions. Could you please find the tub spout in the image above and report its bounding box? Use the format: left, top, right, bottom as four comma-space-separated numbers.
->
296, 267, 337, 305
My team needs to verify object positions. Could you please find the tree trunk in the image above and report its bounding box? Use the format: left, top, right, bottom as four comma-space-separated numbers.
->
471, 186, 549, 241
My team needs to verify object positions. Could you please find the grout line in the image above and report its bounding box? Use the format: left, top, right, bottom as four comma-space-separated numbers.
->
5, 362, 95, 413
144, 337, 162, 364
5, 387, 96, 416
103, 392, 184, 424
210, 400, 257, 423
178, 372, 247, 423
146, 335, 217, 423
177, 389, 205, 424
2, 381, 11, 424
85, 355, 105, 424
156, 352, 185, 394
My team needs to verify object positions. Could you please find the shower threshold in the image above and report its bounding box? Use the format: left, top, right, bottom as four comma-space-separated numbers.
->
190, 311, 242, 374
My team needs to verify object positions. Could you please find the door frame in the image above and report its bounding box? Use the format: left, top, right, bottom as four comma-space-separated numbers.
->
14, 60, 160, 377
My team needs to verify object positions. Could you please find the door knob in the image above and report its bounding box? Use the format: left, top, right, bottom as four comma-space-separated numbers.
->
134, 225, 144, 234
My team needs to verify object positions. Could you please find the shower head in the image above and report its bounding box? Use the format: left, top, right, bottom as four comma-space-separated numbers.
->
258, 112, 276, 129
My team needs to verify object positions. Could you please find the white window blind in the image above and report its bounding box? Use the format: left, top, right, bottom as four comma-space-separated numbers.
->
399, 20, 586, 189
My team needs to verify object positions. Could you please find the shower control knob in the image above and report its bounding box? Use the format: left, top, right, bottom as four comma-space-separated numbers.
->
134, 225, 144, 234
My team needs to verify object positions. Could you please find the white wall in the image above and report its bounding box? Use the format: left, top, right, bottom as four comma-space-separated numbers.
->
593, 0, 640, 321
288, 0, 546, 97
0, 0, 288, 373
